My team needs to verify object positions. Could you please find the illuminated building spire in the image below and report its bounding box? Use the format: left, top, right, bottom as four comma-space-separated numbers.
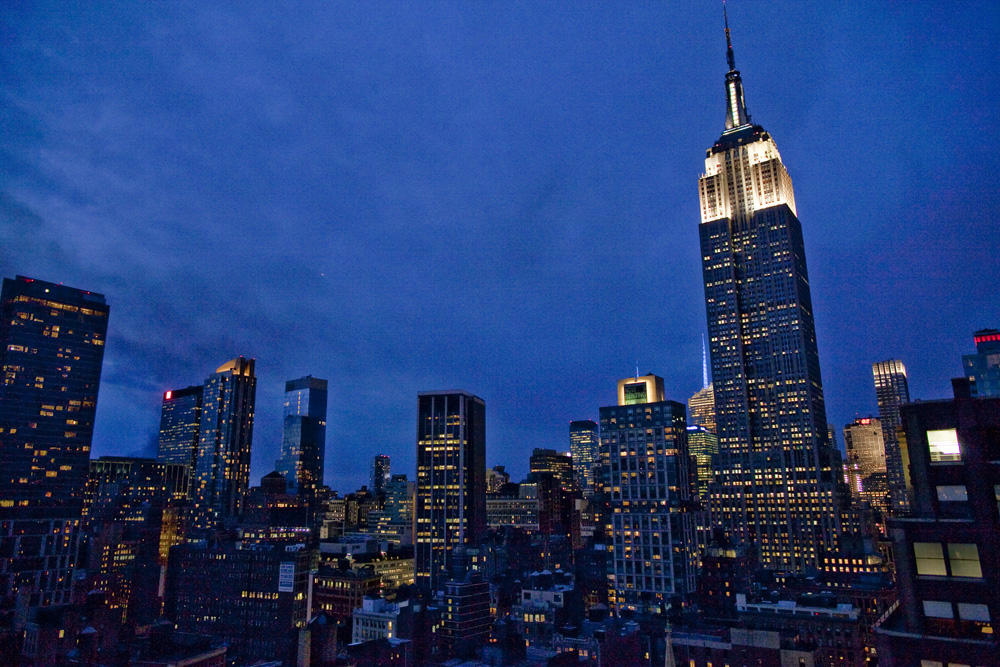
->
702, 334, 710, 389
722, 2, 751, 131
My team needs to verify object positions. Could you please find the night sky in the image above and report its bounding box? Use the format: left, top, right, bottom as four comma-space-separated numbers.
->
3, 2, 998, 493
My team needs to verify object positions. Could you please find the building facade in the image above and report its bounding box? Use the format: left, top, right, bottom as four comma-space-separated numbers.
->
0, 276, 109, 610
157, 385, 204, 476
874, 387, 999, 664
275, 375, 327, 503
962, 328, 1000, 397
873, 359, 911, 513
698, 23, 842, 570
600, 374, 697, 613
414, 390, 486, 592
371, 454, 391, 497
687, 384, 716, 435
569, 420, 599, 496
193, 357, 257, 528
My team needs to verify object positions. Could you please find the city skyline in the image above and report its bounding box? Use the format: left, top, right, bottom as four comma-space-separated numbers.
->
3, 3, 999, 491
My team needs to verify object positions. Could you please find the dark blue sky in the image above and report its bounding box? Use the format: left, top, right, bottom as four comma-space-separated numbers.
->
3, 2, 998, 492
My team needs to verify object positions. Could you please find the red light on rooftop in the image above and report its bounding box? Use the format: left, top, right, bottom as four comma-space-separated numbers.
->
165, 391, 172, 400
974, 333, 1000, 344
859, 418, 871, 425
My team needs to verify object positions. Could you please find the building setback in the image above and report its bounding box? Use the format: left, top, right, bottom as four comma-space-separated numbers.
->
698, 19, 842, 569
414, 390, 485, 592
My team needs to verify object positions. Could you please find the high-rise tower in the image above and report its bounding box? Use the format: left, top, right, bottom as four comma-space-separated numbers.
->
275, 375, 327, 501
415, 390, 485, 592
872, 359, 911, 512
569, 420, 599, 496
193, 357, 256, 528
600, 374, 696, 612
0, 276, 109, 609
157, 385, 204, 475
371, 454, 390, 496
698, 14, 842, 569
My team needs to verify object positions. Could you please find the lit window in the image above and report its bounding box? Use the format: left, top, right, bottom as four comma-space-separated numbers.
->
948, 543, 982, 578
914, 543, 947, 576
927, 429, 961, 462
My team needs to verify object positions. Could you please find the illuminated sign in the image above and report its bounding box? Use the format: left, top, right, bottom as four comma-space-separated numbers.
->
165, 391, 172, 400
278, 562, 295, 592
623, 383, 648, 405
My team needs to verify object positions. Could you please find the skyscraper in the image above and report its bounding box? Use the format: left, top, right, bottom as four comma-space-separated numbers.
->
600, 374, 696, 613
873, 359, 911, 512
193, 357, 256, 528
698, 17, 841, 569
415, 390, 486, 592
371, 454, 391, 496
0, 276, 109, 609
687, 384, 716, 435
157, 385, 203, 474
569, 420, 599, 496
275, 375, 327, 500
843, 416, 889, 511
962, 328, 1000, 397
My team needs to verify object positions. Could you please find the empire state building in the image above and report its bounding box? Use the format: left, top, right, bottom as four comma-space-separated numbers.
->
698, 14, 844, 569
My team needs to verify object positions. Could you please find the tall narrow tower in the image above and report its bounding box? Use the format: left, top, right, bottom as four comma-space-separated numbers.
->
275, 375, 328, 501
698, 13, 842, 569
872, 360, 910, 512
193, 357, 257, 528
415, 390, 486, 592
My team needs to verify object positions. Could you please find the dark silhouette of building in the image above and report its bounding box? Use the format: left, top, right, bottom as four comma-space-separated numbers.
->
698, 19, 842, 570
874, 384, 999, 664
0, 276, 109, 614
192, 357, 256, 528
164, 540, 311, 666
415, 390, 486, 592
371, 454, 391, 497
440, 572, 491, 659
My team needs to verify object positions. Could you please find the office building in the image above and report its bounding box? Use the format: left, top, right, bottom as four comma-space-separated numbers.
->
844, 417, 886, 479
962, 328, 1000, 397
486, 465, 510, 494
529, 448, 574, 490
192, 357, 256, 528
0, 276, 109, 610
600, 374, 696, 613
165, 541, 311, 666
873, 384, 999, 664
371, 454, 391, 497
873, 359, 911, 512
157, 385, 203, 475
686, 425, 718, 502
275, 375, 327, 502
440, 573, 491, 659
698, 19, 842, 569
368, 474, 416, 546
569, 420, 599, 495
415, 390, 486, 592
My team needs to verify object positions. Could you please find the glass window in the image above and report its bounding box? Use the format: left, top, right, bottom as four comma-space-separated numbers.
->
957, 603, 990, 622
922, 600, 953, 618
936, 485, 968, 501
914, 542, 947, 576
919, 662, 943, 667
927, 429, 961, 462
948, 543, 982, 578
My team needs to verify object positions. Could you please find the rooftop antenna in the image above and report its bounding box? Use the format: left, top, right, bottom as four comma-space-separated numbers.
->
636, 362, 640, 381
724, 1, 736, 72
702, 334, 710, 388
